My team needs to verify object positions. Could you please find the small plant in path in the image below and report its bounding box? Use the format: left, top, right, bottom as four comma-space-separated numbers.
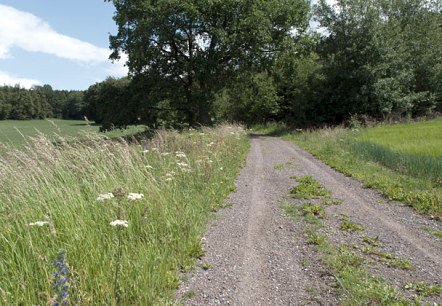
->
290, 176, 331, 199
404, 282, 442, 297
340, 220, 365, 232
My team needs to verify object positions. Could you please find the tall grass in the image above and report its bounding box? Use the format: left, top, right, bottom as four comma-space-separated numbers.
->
0, 125, 249, 305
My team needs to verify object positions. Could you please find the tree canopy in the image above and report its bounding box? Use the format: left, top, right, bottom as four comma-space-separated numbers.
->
106, 0, 309, 126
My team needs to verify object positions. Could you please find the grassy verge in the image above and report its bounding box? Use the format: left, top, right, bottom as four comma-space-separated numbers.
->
254, 120, 442, 217
0, 125, 249, 305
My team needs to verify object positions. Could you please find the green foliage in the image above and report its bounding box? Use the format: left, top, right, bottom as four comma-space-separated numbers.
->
106, 0, 309, 126
0, 84, 89, 121
214, 72, 281, 125
306, 0, 442, 124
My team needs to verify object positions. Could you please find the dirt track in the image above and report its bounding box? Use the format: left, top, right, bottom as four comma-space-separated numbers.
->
177, 136, 442, 305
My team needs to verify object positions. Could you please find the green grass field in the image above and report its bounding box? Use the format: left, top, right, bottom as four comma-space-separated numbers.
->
0, 124, 249, 305
254, 118, 442, 216
353, 118, 442, 182
0, 119, 148, 148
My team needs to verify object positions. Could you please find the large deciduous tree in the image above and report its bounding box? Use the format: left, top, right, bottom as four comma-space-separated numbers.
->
106, 0, 309, 126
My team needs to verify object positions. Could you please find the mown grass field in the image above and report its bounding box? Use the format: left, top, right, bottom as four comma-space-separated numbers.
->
255, 118, 442, 217
0, 125, 249, 305
0, 119, 148, 148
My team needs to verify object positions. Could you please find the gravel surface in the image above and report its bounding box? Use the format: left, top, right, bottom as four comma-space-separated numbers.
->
176, 136, 442, 305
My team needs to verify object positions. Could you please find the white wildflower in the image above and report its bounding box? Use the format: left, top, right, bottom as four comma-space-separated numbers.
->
97, 193, 114, 201
145, 165, 154, 169
110, 220, 128, 228
128, 193, 144, 201
142, 149, 149, 154
29, 221, 49, 226
165, 177, 173, 181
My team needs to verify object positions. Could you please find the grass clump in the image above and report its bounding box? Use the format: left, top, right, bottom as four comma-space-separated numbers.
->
421, 226, 442, 239
290, 176, 331, 199
300, 203, 326, 219
362, 235, 382, 247
0, 124, 249, 305
340, 221, 365, 232
405, 282, 442, 297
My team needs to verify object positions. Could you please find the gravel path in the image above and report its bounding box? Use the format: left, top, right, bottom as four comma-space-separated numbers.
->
176, 136, 442, 305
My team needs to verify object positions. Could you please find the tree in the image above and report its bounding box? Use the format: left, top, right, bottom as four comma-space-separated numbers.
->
314, 0, 441, 122
107, 0, 309, 126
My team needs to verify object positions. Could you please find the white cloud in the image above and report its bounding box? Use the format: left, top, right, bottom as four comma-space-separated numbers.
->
0, 70, 41, 88
106, 53, 129, 76
0, 4, 110, 63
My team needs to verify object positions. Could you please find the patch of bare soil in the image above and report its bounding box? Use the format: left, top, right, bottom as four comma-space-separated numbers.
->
176, 136, 441, 305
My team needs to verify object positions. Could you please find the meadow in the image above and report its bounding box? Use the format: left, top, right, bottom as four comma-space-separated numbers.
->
256, 118, 442, 217
353, 118, 442, 182
0, 125, 249, 305
0, 119, 148, 148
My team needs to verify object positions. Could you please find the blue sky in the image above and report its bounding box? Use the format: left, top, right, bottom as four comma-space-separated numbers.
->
0, 0, 127, 90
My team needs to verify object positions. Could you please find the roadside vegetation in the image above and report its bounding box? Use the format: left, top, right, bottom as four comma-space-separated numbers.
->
258, 117, 442, 217
0, 125, 249, 305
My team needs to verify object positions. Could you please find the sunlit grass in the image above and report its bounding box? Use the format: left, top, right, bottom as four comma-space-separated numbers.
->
353, 118, 442, 182
0, 125, 249, 305
0, 119, 148, 148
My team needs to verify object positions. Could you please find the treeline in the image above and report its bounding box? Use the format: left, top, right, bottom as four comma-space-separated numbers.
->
3, 0, 440, 129
90, 0, 441, 129
0, 85, 88, 120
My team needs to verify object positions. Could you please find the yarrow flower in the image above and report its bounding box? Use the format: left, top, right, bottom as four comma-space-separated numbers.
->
97, 193, 114, 201
29, 221, 49, 226
110, 220, 128, 228
127, 193, 144, 201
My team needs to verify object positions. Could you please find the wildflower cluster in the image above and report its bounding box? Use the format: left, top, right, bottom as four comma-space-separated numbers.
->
50, 250, 70, 306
